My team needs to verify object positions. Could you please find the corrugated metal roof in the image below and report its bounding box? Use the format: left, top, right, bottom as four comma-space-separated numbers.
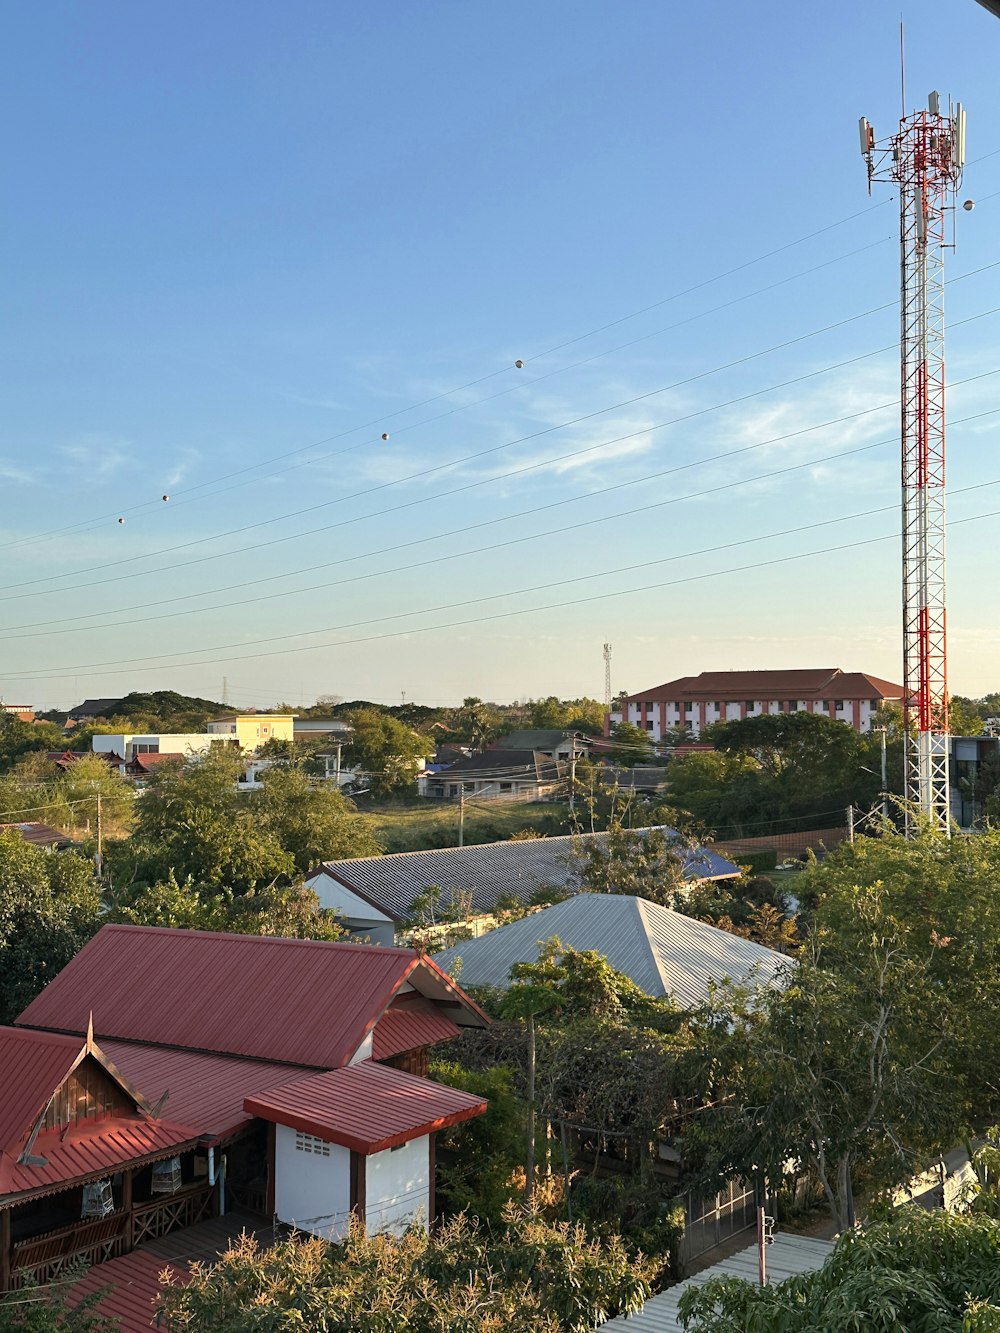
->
597, 1232, 835, 1331
66, 1247, 186, 1333
17, 926, 423, 1069
313, 828, 740, 924
433, 894, 791, 1009
245, 1060, 487, 1154
0, 1026, 85, 1157
100, 1039, 316, 1143
0, 821, 70, 846
1, 1117, 200, 1200
371, 1003, 460, 1061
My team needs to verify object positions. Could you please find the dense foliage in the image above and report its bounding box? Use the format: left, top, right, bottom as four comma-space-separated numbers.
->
0, 831, 101, 1023
156, 1213, 651, 1333
678, 1208, 1000, 1332
688, 829, 1000, 1229
667, 710, 904, 837
108, 747, 380, 892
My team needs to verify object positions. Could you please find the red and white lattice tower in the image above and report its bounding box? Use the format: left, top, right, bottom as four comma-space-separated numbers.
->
861, 92, 965, 833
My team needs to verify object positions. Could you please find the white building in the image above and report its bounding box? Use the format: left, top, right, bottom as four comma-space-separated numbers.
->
612, 668, 904, 741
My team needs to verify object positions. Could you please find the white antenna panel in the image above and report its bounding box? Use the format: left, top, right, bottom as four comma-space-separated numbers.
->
954, 104, 966, 170
928, 90, 941, 116
858, 116, 873, 155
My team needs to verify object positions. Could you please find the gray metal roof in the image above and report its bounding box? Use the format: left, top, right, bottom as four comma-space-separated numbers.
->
433, 893, 789, 1008
598, 1232, 834, 1331
314, 828, 741, 923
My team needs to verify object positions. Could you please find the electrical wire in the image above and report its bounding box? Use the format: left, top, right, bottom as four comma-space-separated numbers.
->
7, 499, 1000, 684
6, 276, 999, 611
0, 294, 913, 593
12, 368, 1000, 633
0, 201, 898, 554
6, 397, 1000, 651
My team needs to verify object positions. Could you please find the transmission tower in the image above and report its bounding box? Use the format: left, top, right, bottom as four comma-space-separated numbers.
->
861, 90, 965, 833
603, 643, 613, 732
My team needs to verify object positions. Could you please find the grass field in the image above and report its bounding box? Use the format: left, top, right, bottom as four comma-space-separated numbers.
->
359, 799, 573, 854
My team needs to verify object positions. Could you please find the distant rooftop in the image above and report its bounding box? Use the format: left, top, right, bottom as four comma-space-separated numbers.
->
311, 828, 741, 924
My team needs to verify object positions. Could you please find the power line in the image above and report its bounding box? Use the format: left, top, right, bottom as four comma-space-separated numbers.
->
0, 201, 899, 555
8, 499, 1000, 685
6, 274, 999, 610
0, 294, 911, 594
4, 264, 998, 610
12, 367, 1000, 634
6, 395, 1000, 648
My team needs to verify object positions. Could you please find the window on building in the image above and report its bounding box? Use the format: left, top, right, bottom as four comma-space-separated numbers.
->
500, 782, 512, 791
745, 701, 755, 710
294, 1132, 331, 1156
646, 720, 655, 730
835, 699, 844, 710
685, 702, 693, 713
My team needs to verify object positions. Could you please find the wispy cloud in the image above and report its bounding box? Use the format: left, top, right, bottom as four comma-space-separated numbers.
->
0, 457, 42, 484
59, 433, 134, 480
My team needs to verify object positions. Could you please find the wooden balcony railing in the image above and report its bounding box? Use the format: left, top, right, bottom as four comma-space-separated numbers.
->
10, 1212, 128, 1287
132, 1183, 213, 1245
8, 1183, 214, 1288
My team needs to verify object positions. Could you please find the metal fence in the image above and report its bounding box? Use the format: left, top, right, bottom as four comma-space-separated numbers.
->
679, 1178, 757, 1266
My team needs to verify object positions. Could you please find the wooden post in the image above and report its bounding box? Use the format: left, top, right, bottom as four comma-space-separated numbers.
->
427, 1135, 436, 1228
121, 1168, 134, 1251
0, 1206, 11, 1293
265, 1125, 276, 1219
350, 1152, 366, 1229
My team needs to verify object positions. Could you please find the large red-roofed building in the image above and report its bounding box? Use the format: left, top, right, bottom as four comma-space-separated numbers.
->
2, 926, 488, 1300
611, 667, 903, 740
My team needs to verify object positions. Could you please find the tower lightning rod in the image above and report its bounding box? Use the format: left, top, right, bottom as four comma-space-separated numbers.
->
860, 90, 966, 835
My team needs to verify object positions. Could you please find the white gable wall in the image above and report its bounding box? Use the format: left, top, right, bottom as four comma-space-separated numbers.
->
366, 1135, 430, 1234
274, 1125, 351, 1239
307, 870, 395, 944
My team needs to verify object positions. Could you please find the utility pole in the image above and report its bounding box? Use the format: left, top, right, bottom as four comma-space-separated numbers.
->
568, 755, 576, 816
847, 805, 855, 845
861, 85, 965, 834
458, 784, 466, 848
94, 786, 103, 880
874, 724, 889, 821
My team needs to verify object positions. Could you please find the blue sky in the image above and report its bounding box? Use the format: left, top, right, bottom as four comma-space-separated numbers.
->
1, 0, 999, 711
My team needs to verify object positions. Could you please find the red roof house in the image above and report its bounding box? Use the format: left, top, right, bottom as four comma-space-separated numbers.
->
4, 926, 488, 1306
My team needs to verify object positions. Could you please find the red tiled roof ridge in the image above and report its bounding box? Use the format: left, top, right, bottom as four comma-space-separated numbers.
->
89, 922, 420, 957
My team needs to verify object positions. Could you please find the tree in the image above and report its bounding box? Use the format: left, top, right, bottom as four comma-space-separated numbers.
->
691, 830, 1000, 1230
667, 711, 899, 836
112, 747, 294, 893
607, 721, 654, 766
342, 707, 432, 796
429, 1061, 525, 1221
0, 715, 65, 775
252, 765, 381, 872
573, 823, 695, 905
678, 1207, 1000, 1332
157, 1212, 650, 1333
2, 1270, 118, 1331
500, 946, 566, 1204
0, 831, 100, 1023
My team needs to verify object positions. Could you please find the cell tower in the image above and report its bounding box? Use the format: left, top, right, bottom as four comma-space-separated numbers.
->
860, 90, 966, 833
603, 642, 613, 732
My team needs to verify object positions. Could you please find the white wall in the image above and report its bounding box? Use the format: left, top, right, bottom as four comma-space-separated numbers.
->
92, 733, 220, 758
307, 871, 394, 926
274, 1124, 352, 1239
365, 1135, 430, 1235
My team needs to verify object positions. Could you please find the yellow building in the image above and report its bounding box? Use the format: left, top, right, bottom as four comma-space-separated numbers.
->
206, 713, 296, 752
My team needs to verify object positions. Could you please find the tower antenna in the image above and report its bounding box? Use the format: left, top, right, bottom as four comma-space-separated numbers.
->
860, 91, 965, 833
603, 642, 613, 736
